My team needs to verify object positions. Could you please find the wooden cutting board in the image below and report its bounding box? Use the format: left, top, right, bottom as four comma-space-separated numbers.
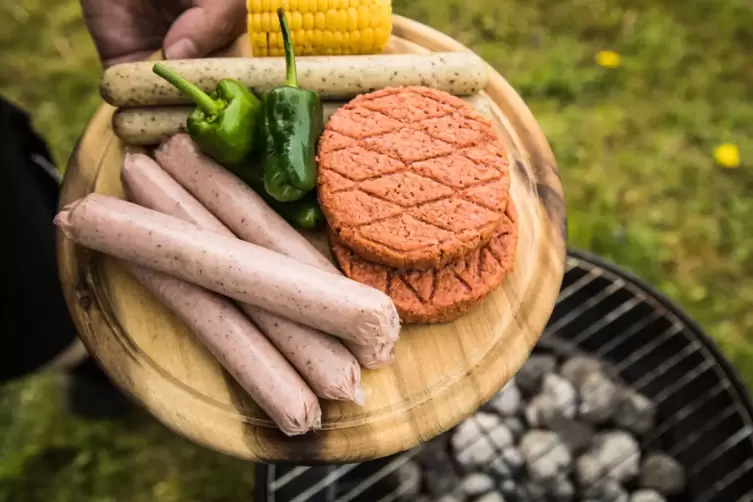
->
56, 15, 567, 463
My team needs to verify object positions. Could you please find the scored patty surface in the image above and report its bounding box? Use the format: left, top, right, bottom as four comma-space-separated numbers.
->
331, 201, 518, 324
317, 86, 511, 270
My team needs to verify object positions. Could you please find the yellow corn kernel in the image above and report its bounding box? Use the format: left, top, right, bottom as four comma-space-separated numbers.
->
369, 3, 383, 26
289, 0, 298, 10
279, 0, 289, 9
317, 0, 327, 11
325, 9, 338, 30
335, 9, 348, 29
249, 0, 262, 15
322, 30, 333, 47
314, 11, 326, 29
361, 27, 374, 47
303, 12, 314, 29
268, 31, 279, 47
289, 11, 302, 30
357, 5, 370, 29
374, 26, 389, 47
260, 12, 270, 31
328, 0, 338, 8
313, 29, 323, 45
345, 8, 358, 31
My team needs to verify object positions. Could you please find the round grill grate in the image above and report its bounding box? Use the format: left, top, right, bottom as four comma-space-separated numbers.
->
255, 250, 753, 502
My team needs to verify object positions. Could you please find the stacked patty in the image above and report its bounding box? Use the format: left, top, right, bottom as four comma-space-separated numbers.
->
318, 86, 518, 324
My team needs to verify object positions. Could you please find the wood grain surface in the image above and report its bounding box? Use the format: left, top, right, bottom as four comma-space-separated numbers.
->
56, 17, 567, 463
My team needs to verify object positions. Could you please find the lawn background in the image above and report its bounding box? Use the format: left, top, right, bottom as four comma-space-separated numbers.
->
1, 0, 752, 500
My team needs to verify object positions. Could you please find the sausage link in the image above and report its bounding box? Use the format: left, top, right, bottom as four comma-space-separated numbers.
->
55, 194, 401, 352
121, 153, 364, 403
155, 135, 337, 272
113, 106, 190, 146
125, 265, 321, 436
101, 53, 488, 107
122, 153, 231, 236
155, 135, 396, 368
112, 94, 493, 145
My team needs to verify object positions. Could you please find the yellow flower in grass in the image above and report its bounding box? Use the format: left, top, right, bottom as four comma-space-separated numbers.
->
596, 50, 621, 68
714, 143, 740, 168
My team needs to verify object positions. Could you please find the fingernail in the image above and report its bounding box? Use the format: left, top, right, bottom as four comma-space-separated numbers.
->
353, 385, 366, 406
164, 38, 199, 60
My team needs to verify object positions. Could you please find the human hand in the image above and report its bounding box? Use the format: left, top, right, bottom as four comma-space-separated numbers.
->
80, 0, 247, 67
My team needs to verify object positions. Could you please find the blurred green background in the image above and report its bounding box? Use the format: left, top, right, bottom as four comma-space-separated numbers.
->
1, 0, 752, 500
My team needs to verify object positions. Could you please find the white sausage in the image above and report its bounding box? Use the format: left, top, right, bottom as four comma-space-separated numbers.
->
155, 134, 396, 368
54, 194, 401, 352
112, 94, 494, 145
125, 265, 321, 436
121, 153, 364, 403
101, 53, 489, 107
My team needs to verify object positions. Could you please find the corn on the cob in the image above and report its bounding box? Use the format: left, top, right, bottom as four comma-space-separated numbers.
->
247, 0, 392, 56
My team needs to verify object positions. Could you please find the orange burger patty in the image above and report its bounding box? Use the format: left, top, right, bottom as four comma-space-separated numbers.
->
331, 202, 518, 324
317, 86, 511, 271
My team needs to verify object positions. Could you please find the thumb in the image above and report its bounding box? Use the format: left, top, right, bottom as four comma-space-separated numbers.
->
163, 2, 246, 60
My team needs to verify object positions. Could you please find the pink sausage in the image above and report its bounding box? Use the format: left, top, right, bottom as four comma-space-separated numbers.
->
122, 153, 232, 236
121, 153, 364, 403
155, 134, 396, 368
125, 265, 321, 436
157, 134, 335, 271
55, 194, 401, 351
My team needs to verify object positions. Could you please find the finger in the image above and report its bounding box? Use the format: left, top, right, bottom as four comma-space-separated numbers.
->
163, 2, 246, 60
80, 0, 172, 68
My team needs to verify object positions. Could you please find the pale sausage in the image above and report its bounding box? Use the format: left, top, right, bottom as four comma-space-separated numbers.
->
54, 194, 401, 352
125, 265, 321, 436
155, 134, 396, 368
113, 94, 494, 145
121, 153, 364, 403
101, 53, 489, 107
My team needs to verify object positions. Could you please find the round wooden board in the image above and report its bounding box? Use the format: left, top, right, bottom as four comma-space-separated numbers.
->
57, 16, 567, 463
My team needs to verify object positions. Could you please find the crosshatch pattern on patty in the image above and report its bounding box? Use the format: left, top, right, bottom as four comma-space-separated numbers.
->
331, 201, 518, 324
317, 86, 512, 270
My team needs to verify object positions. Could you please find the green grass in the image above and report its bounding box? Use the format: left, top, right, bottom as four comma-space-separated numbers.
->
1, 0, 752, 499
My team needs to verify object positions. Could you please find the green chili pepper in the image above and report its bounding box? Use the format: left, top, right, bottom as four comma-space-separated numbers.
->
152, 63, 261, 168
239, 168, 325, 230
260, 8, 324, 202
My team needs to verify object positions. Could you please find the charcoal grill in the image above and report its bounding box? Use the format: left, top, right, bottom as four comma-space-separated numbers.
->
254, 250, 753, 502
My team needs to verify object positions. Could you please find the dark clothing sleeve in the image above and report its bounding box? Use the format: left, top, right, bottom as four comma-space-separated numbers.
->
0, 96, 79, 382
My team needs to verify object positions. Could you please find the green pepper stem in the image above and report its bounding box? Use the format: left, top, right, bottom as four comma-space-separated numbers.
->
277, 8, 298, 88
152, 63, 222, 116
